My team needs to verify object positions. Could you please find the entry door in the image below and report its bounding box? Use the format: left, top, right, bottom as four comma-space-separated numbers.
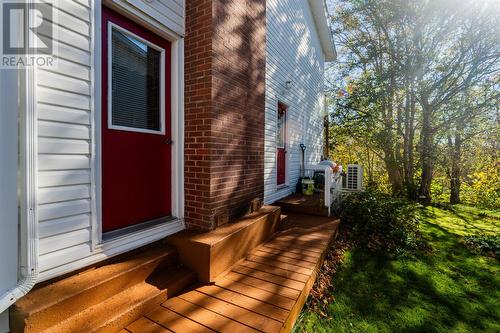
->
277, 102, 287, 185
102, 7, 171, 233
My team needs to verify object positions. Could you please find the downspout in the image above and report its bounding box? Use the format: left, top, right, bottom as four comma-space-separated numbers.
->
0, 2, 39, 312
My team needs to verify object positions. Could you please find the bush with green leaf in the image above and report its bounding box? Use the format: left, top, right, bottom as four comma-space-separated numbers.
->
464, 233, 500, 258
340, 191, 422, 255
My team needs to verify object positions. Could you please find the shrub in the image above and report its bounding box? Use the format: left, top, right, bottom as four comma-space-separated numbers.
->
461, 165, 500, 209
340, 191, 422, 255
464, 234, 500, 258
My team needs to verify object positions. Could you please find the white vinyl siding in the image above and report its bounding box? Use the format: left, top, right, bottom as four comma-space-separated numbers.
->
264, 0, 326, 204
36, 0, 93, 277
108, 0, 185, 37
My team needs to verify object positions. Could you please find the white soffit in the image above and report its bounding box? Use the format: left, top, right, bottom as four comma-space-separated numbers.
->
308, 0, 336, 61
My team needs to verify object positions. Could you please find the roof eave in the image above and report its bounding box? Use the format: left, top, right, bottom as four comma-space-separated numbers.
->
308, 0, 337, 62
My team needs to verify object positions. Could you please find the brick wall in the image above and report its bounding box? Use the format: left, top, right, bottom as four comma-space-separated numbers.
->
184, 0, 266, 230
184, 0, 213, 229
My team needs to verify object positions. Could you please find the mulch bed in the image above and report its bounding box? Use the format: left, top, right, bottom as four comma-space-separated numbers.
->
306, 227, 353, 318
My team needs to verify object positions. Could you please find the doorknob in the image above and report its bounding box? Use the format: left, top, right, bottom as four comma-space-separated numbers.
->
165, 139, 174, 145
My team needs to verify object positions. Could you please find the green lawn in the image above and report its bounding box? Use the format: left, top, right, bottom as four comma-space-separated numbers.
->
294, 205, 500, 333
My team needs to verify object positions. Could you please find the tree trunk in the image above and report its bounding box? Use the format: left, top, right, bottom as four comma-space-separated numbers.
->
403, 88, 417, 200
384, 150, 404, 195
419, 102, 433, 204
450, 123, 463, 204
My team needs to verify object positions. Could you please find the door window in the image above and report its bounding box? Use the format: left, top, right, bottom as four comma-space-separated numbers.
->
108, 23, 165, 134
277, 102, 286, 148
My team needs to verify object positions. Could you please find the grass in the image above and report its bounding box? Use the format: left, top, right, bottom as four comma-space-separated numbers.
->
294, 205, 500, 333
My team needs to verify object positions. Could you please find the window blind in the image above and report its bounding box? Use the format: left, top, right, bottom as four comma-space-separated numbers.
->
111, 28, 162, 131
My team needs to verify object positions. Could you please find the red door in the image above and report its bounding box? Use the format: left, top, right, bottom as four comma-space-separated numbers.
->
102, 7, 171, 232
277, 102, 287, 185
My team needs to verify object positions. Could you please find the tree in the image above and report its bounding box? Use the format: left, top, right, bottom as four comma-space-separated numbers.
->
408, 0, 500, 203
326, 0, 500, 204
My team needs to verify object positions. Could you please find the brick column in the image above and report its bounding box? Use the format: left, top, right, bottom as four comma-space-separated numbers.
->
184, 0, 266, 230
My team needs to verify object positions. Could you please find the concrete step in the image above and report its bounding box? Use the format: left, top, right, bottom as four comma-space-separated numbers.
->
10, 245, 185, 333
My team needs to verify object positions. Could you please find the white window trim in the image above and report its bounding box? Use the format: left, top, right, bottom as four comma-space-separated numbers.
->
276, 100, 290, 187
107, 22, 166, 135
276, 102, 287, 149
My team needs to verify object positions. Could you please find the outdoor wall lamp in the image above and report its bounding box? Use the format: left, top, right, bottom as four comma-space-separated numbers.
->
282, 80, 293, 95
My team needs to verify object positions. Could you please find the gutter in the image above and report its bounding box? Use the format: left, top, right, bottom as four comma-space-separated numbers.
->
0, 3, 39, 313
0, 69, 39, 313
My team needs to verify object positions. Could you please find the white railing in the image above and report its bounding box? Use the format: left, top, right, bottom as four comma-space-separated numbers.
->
304, 164, 343, 216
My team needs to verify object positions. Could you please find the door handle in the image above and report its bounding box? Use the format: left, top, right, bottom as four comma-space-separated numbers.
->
165, 139, 174, 145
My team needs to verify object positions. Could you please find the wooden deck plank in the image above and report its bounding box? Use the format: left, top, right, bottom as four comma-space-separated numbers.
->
223, 272, 301, 300
239, 260, 310, 283
161, 297, 259, 333
256, 246, 321, 262
251, 250, 318, 268
126, 317, 172, 333
232, 266, 305, 291
275, 232, 334, 243
261, 243, 322, 257
178, 290, 283, 332
215, 277, 296, 311
266, 240, 325, 254
196, 284, 290, 322
246, 255, 314, 275
145, 306, 216, 333
272, 233, 332, 243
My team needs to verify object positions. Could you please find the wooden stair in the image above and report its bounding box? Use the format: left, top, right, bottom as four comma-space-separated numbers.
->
275, 194, 329, 217
124, 214, 341, 333
10, 245, 196, 333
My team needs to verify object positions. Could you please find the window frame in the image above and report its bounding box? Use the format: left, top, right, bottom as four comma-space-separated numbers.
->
107, 21, 166, 135
276, 102, 287, 149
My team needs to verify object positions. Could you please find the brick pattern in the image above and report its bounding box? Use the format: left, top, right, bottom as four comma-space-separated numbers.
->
184, 0, 213, 229
184, 0, 266, 230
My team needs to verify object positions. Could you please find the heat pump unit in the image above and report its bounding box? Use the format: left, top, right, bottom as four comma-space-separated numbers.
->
343, 164, 363, 191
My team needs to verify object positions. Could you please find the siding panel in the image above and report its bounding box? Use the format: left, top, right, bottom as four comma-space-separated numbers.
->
38, 70, 91, 95
38, 199, 91, 222
264, 0, 325, 204
38, 154, 90, 171
39, 170, 91, 188
38, 121, 90, 140
38, 185, 91, 205
38, 0, 93, 277
39, 229, 91, 255
39, 243, 92, 273
38, 104, 91, 125
116, 0, 185, 36
39, 214, 91, 238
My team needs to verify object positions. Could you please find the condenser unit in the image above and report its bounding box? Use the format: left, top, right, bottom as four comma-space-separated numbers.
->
343, 164, 363, 191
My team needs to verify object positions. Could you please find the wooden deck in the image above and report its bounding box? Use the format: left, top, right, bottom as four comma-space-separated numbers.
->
123, 213, 340, 333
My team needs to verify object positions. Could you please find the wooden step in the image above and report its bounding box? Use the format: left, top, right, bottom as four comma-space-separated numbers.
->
275, 194, 329, 217
10, 245, 182, 333
125, 214, 342, 333
41, 267, 196, 333
167, 205, 281, 283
